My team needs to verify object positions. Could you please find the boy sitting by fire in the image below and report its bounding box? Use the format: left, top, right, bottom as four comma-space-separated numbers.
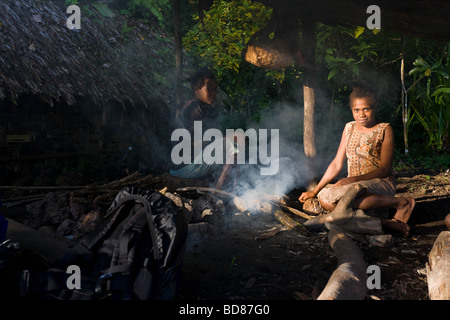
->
170, 69, 242, 190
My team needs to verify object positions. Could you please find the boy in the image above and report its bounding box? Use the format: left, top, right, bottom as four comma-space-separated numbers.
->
170, 69, 240, 190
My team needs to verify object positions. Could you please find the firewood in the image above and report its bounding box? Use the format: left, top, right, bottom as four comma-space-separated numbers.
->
101, 171, 141, 188
274, 209, 308, 236
175, 186, 236, 198
271, 202, 313, 220
128, 173, 161, 187
317, 224, 367, 300
426, 230, 450, 300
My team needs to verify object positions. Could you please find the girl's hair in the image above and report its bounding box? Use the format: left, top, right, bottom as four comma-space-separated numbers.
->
349, 86, 377, 109
189, 69, 216, 92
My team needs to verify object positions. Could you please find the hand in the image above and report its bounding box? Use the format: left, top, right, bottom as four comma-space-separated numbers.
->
298, 191, 316, 203
334, 177, 355, 187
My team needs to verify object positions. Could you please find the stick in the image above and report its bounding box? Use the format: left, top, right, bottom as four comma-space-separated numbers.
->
175, 186, 236, 198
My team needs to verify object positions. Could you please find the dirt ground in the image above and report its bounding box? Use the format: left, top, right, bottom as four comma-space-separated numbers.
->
177, 170, 450, 300
1, 169, 449, 301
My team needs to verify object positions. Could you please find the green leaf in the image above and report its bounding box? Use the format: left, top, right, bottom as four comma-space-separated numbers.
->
354, 26, 365, 39
324, 54, 335, 64
349, 63, 359, 75
328, 69, 338, 80
431, 87, 450, 97
372, 28, 381, 35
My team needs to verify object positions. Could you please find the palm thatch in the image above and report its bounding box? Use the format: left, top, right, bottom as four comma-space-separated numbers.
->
0, 0, 177, 108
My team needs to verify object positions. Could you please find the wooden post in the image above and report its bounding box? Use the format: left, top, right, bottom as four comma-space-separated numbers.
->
301, 19, 317, 178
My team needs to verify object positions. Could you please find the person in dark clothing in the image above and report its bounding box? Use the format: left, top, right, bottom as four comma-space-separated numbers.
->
170, 70, 240, 190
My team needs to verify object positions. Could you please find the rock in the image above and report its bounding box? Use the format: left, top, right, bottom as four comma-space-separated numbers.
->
73, 210, 104, 238
164, 192, 184, 207
56, 218, 77, 236
25, 200, 46, 228
69, 196, 91, 221
44, 202, 70, 225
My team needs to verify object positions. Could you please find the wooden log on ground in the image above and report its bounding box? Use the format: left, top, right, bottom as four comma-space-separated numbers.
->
274, 209, 308, 236
426, 230, 450, 300
305, 184, 383, 235
317, 224, 367, 300
271, 202, 313, 220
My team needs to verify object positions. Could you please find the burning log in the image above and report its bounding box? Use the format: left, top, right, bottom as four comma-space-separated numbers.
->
317, 224, 367, 300
175, 187, 274, 214
426, 230, 450, 300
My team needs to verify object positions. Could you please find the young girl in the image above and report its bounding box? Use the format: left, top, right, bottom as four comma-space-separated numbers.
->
299, 87, 415, 236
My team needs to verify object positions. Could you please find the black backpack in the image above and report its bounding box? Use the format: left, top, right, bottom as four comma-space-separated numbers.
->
19, 187, 187, 300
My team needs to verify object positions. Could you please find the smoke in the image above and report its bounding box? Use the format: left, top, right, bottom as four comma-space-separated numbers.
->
229, 102, 311, 202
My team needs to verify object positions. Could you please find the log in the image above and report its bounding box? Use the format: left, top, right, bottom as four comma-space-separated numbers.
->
317, 224, 367, 300
305, 184, 383, 235
271, 202, 313, 220
426, 230, 450, 300
274, 209, 308, 236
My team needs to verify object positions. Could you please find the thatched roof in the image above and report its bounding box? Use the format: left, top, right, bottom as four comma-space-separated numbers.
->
259, 0, 450, 43
0, 0, 178, 108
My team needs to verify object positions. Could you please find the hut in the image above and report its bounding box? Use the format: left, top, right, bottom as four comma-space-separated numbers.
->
0, 0, 181, 184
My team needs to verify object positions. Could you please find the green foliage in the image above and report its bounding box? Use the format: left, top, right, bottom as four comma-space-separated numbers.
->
183, 0, 295, 121
407, 53, 449, 151
183, 0, 272, 76
120, 0, 171, 29
394, 150, 450, 173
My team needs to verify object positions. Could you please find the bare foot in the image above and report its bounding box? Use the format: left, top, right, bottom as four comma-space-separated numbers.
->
393, 197, 415, 223
381, 218, 410, 237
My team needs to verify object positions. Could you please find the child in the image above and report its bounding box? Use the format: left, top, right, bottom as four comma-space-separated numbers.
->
170, 69, 240, 190
299, 86, 415, 236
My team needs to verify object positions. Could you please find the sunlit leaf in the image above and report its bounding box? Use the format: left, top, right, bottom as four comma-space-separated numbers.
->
354, 26, 365, 39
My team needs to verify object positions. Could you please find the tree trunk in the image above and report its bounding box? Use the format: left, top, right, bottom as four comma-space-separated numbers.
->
172, 0, 183, 113
317, 224, 367, 300
301, 19, 317, 178
426, 230, 450, 300
400, 49, 409, 157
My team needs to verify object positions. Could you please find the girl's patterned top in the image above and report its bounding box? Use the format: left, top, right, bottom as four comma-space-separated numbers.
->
345, 121, 392, 177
